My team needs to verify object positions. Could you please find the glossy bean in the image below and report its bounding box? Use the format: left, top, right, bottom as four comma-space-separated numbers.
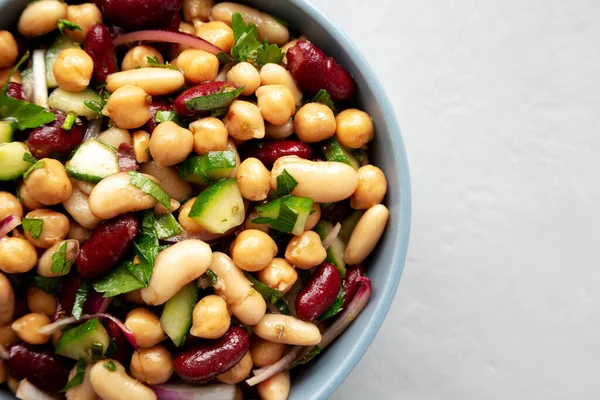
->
285, 231, 327, 270
176, 49, 219, 84
217, 351, 253, 384
231, 229, 278, 272
236, 158, 270, 201
106, 68, 185, 96
65, 3, 103, 43
144, 99, 173, 134
241, 140, 312, 169
104, 320, 134, 366
335, 109, 375, 149
141, 240, 212, 305
18, 0, 67, 38
139, 161, 192, 202
90, 359, 156, 400
130, 345, 174, 385
103, 85, 152, 129
257, 371, 291, 400
174, 325, 250, 384
37, 239, 79, 277
257, 258, 297, 294
173, 81, 230, 117
0, 31, 18, 69
28, 111, 86, 160
0, 237, 37, 273
183, 0, 213, 22
23, 158, 73, 205
190, 294, 231, 339
122, 45, 164, 71
223, 100, 265, 140
97, 127, 132, 148
350, 165, 387, 209
125, 308, 167, 348
84, 23, 118, 83
101, 0, 182, 29
24, 209, 70, 248
344, 204, 389, 264
5, 343, 70, 393
295, 262, 342, 321
253, 314, 321, 346
11, 313, 51, 345
53, 48, 94, 92
256, 85, 296, 126
0, 192, 22, 225
227, 62, 261, 96
149, 121, 194, 167
67, 221, 92, 244
260, 63, 303, 106
16, 181, 44, 211
62, 185, 101, 229
0, 325, 17, 347
209, 252, 266, 326
250, 336, 286, 368
265, 119, 294, 140
66, 365, 96, 400
341, 265, 365, 309
0, 272, 14, 324
270, 156, 358, 203
133, 130, 152, 163
75, 213, 139, 279
194, 20, 235, 53
26, 285, 56, 317
294, 103, 336, 143
190, 117, 229, 155
304, 203, 321, 231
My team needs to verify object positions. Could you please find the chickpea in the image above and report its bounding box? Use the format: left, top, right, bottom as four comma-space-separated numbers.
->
68, 221, 91, 244
66, 364, 95, 400
132, 130, 151, 163
37, 240, 79, 277
18, 0, 67, 38
250, 336, 286, 368
217, 351, 253, 384
26, 285, 56, 317
139, 161, 192, 202
245, 209, 269, 233
256, 85, 296, 126
190, 294, 231, 339
285, 231, 327, 270
236, 158, 270, 201
103, 85, 151, 129
178, 198, 205, 234
53, 48, 94, 92
11, 313, 51, 345
16, 181, 43, 211
175, 49, 219, 84
294, 103, 336, 143
190, 117, 229, 155
227, 62, 261, 96
224, 100, 265, 140
0, 237, 37, 273
350, 165, 387, 209
260, 63, 303, 106
97, 127, 132, 148
23, 209, 70, 249
305, 203, 321, 231
23, 159, 72, 206
231, 229, 278, 272
149, 121, 194, 167
122, 46, 164, 71
265, 119, 294, 140
0, 325, 17, 346
65, 3, 103, 43
125, 308, 167, 348
195, 21, 235, 53
335, 109, 375, 149
130, 345, 174, 385
183, 0, 213, 22
257, 258, 298, 294
0, 272, 15, 325
0, 192, 23, 222
0, 31, 18, 69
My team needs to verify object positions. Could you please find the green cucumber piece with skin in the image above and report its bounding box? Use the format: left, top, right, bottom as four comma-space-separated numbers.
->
55, 318, 110, 362
0, 121, 15, 144
46, 35, 81, 88
178, 151, 237, 185
284, 196, 314, 236
314, 220, 346, 277
188, 178, 245, 234
338, 210, 364, 243
66, 139, 119, 183
0, 142, 34, 181
21, 67, 33, 101
48, 88, 102, 119
160, 283, 198, 347
322, 138, 360, 170
253, 196, 314, 236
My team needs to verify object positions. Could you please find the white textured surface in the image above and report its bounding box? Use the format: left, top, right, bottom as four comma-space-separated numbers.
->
312, 0, 600, 399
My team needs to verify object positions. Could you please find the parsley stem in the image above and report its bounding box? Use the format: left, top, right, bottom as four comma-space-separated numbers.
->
62, 112, 77, 131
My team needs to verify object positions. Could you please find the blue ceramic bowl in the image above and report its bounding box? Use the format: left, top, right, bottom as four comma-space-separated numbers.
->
0, 1, 410, 398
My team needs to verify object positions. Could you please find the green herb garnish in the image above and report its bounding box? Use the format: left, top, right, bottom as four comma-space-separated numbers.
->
61, 359, 86, 392
22, 160, 44, 179
146, 56, 179, 70
103, 360, 116, 372
205, 269, 218, 286
246, 273, 285, 304
72, 280, 90, 320
318, 284, 345, 321
230, 13, 284, 67
155, 110, 178, 124
127, 211, 160, 286
22, 152, 37, 163
93, 261, 145, 297
21, 218, 43, 239
309, 89, 337, 114
58, 19, 82, 35
291, 346, 323, 368
62, 111, 77, 131
185, 86, 244, 113
275, 169, 298, 197
51, 241, 74, 274
154, 213, 183, 240
33, 276, 62, 296
128, 171, 171, 211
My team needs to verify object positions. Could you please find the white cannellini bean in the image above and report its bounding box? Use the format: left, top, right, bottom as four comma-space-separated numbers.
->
62, 184, 102, 229
66, 365, 96, 400
253, 314, 321, 346
257, 371, 291, 400
141, 240, 212, 305
89, 359, 156, 400
270, 156, 358, 203
106, 68, 185, 96
344, 204, 389, 265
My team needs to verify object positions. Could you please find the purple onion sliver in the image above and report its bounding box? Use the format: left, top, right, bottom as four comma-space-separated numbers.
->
83, 289, 112, 314
322, 222, 341, 249
246, 346, 303, 387
0, 215, 21, 238
113, 30, 222, 54
117, 143, 138, 172
152, 383, 237, 400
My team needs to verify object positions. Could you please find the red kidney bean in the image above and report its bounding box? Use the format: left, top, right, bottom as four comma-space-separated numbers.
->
174, 325, 250, 384
6, 343, 71, 393
155, 12, 181, 32
83, 287, 111, 314
296, 262, 342, 321
144, 98, 173, 133
341, 265, 365, 310
28, 111, 86, 159
286, 41, 356, 102
173, 81, 232, 117
7, 82, 24, 100
76, 214, 140, 279
241, 140, 313, 168
58, 274, 81, 318
102, 0, 182, 30
84, 23, 118, 83
321, 201, 352, 225
117, 143, 138, 172
104, 319, 133, 365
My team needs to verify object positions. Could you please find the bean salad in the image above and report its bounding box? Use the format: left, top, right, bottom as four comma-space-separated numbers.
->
0, 1, 389, 399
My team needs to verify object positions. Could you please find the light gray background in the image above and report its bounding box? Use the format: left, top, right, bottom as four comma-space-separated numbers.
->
318, 0, 600, 399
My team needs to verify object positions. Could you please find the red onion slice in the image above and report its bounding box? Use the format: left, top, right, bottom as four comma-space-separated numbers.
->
16, 379, 55, 400
83, 118, 102, 142
113, 30, 222, 55
117, 143, 138, 172
246, 346, 303, 387
152, 383, 237, 400
322, 222, 342, 249
0, 215, 21, 238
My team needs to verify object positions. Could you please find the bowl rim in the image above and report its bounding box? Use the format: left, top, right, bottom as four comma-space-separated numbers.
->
284, 0, 412, 398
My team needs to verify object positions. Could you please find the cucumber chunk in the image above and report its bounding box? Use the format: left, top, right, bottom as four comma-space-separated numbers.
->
46, 36, 81, 88
178, 151, 237, 185
55, 318, 110, 362
160, 283, 198, 347
188, 178, 245, 234
0, 142, 35, 181
322, 138, 360, 170
338, 210, 364, 243
66, 139, 119, 183
253, 196, 314, 236
48, 88, 102, 119
315, 220, 346, 277
0, 121, 15, 144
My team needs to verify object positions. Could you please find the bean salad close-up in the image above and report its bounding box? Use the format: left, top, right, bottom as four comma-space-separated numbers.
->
0, 0, 390, 399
